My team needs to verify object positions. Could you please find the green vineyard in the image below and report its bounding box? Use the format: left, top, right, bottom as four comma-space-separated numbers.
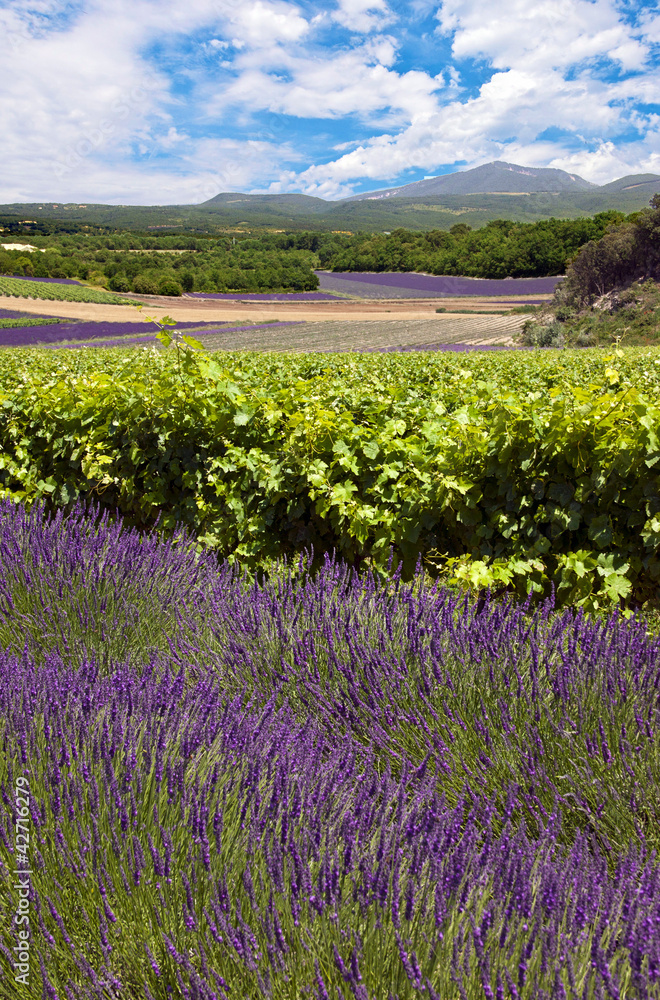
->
0, 276, 136, 304
0, 342, 657, 612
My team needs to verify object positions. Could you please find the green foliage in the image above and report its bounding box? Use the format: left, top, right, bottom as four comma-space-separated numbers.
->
521, 277, 660, 348
157, 276, 183, 296
0, 344, 660, 613
561, 195, 660, 307
0, 316, 64, 330
325, 213, 631, 278
0, 235, 322, 295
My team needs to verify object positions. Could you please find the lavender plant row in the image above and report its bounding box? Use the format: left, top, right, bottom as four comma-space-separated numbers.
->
39, 322, 304, 350
316, 272, 562, 299
8, 274, 80, 285
183, 291, 341, 301
0, 320, 266, 349
1, 500, 660, 998
0, 309, 62, 322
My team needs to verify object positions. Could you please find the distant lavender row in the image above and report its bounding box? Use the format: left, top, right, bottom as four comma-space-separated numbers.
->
317, 270, 562, 298
0, 318, 269, 348
9, 273, 80, 285
40, 320, 305, 349
0, 308, 61, 321
184, 290, 341, 301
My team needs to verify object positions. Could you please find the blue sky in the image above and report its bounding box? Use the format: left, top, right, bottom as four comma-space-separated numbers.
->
1, 0, 659, 203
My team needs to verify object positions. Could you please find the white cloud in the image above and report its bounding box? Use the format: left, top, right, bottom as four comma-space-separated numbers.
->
435, 0, 648, 73
330, 0, 395, 33
222, 0, 310, 48
1, 0, 658, 204
278, 0, 659, 196
210, 34, 445, 124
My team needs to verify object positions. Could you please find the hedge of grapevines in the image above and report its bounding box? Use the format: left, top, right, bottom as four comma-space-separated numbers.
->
0, 276, 136, 304
0, 344, 658, 610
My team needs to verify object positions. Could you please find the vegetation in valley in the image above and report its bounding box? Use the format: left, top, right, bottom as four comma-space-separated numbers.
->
0, 209, 646, 296
0, 174, 658, 233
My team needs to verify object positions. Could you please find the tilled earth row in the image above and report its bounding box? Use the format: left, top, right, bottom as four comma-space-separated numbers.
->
198, 314, 526, 352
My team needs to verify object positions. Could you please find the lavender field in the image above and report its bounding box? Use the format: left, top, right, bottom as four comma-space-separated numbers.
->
316, 272, 562, 299
1, 500, 660, 999
0, 319, 304, 349
8, 275, 81, 285
183, 291, 341, 301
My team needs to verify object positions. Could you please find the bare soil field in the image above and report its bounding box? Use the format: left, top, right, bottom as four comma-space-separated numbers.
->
197, 315, 526, 352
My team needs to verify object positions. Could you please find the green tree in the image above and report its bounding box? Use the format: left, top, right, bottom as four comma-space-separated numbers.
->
158, 277, 183, 296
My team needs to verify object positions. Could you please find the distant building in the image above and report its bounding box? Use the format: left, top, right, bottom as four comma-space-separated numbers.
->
0, 243, 46, 252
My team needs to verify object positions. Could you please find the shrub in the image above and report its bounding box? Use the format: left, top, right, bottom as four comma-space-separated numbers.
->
132, 273, 159, 295
158, 277, 183, 297
108, 273, 131, 293
520, 319, 565, 347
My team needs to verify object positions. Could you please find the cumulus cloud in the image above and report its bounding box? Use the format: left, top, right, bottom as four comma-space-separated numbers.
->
0, 0, 658, 203
214, 36, 444, 123
330, 0, 395, 33
285, 0, 660, 196
221, 0, 310, 48
435, 0, 648, 73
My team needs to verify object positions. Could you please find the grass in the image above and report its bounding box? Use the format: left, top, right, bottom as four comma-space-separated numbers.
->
519, 278, 660, 348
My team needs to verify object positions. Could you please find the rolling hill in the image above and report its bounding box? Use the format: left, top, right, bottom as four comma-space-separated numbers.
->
1, 162, 658, 235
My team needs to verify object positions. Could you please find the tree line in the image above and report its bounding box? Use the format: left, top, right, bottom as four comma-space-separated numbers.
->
0, 236, 320, 295
0, 207, 652, 293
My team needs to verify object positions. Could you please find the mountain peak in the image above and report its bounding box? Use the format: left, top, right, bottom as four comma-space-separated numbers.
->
348, 160, 596, 202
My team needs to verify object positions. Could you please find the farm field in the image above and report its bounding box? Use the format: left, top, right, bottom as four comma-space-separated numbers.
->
185, 315, 526, 352
0, 276, 137, 305
0, 344, 657, 608
316, 271, 562, 298
1, 497, 660, 999
2, 257, 658, 997
0, 291, 543, 337
0, 304, 527, 350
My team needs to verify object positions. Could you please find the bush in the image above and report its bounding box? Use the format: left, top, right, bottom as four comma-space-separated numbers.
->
158, 277, 183, 297
520, 319, 565, 348
132, 274, 159, 295
0, 348, 658, 612
108, 273, 130, 293
180, 270, 195, 292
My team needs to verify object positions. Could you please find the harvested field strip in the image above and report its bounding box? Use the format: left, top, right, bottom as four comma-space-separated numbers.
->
193, 314, 527, 352
39, 321, 305, 349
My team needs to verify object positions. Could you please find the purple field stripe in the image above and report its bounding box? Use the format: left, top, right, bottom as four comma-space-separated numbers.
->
8, 274, 81, 285
183, 291, 341, 301
0, 318, 265, 347
39, 321, 306, 349
0, 308, 65, 321
317, 271, 562, 297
